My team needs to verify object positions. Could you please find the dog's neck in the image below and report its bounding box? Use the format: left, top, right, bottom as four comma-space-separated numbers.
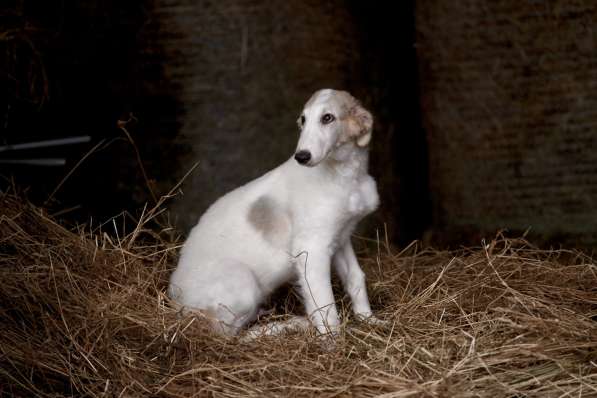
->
324, 143, 370, 181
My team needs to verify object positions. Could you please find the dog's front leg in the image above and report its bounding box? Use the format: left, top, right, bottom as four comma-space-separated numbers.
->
293, 242, 340, 335
334, 241, 390, 327
333, 241, 374, 319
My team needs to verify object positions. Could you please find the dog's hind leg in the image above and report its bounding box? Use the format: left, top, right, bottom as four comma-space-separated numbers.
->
171, 259, 265, 336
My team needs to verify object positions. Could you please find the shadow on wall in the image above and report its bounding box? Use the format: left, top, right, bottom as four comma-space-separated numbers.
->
348, 1, 431, 245
0, 0, 185, 226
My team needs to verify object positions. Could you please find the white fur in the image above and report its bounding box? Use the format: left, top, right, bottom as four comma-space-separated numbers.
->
168, 89, 380, 336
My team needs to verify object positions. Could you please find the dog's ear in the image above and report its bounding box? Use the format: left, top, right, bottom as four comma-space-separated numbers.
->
350, 104, 373, 147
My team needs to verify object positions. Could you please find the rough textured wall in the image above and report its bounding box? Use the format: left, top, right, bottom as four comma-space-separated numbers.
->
2, 1, 423, 242
0, 1, 180, 217
147, 0, 366, 232
417, 1, 597, 244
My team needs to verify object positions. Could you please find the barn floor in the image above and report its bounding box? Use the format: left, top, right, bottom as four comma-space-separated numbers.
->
0, 194, 595, 397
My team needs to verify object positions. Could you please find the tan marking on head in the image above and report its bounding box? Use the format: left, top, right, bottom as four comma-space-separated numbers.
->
351, 104, 373, 147
327, 91, 373, 147
302, 89, 373, 147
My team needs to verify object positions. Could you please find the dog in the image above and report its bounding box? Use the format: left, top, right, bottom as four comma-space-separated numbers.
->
168, 89, 381, 337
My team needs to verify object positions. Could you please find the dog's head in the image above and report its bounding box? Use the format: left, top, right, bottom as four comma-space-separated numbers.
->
294, 89, 373, 167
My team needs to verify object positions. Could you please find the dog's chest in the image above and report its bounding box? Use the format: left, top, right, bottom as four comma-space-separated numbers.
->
346, 176, 379, 218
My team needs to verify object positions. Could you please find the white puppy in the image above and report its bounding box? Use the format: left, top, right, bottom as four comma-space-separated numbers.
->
168, 89, 380, 336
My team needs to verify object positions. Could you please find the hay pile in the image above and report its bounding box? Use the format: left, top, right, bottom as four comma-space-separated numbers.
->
0, 195, 595, 397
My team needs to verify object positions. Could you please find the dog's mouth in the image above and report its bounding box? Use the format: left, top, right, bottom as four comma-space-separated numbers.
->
296, 159, 318, 168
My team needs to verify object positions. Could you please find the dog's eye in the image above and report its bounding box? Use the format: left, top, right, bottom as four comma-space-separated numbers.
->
321, 113, 335, 125
300, 115, 305, 126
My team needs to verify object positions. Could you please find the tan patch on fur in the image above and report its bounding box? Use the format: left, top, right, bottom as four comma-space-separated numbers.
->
346, 117, 362, 138
247, 196, 289, 244
337, 117, 361, 145
340, 106, 373, 147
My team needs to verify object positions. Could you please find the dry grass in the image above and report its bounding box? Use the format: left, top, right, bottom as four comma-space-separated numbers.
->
0, 194, 595, 397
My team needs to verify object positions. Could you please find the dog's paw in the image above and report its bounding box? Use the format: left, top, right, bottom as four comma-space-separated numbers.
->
316, 330, 342, 351
356, 314, 391, 328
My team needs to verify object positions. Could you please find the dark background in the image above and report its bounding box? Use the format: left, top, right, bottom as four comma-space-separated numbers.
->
1, 0, 596, 247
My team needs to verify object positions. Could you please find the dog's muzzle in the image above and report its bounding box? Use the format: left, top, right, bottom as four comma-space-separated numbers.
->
294, 150, 311, 165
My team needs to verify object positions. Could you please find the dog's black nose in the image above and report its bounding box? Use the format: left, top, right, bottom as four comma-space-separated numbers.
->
294, 150, 311, 165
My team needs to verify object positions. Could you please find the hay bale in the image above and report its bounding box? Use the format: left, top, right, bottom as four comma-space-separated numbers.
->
417, 1, 597, 244
0, 195, 595, 396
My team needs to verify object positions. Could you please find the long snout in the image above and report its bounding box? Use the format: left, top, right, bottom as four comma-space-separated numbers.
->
295, 131, 329, 167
